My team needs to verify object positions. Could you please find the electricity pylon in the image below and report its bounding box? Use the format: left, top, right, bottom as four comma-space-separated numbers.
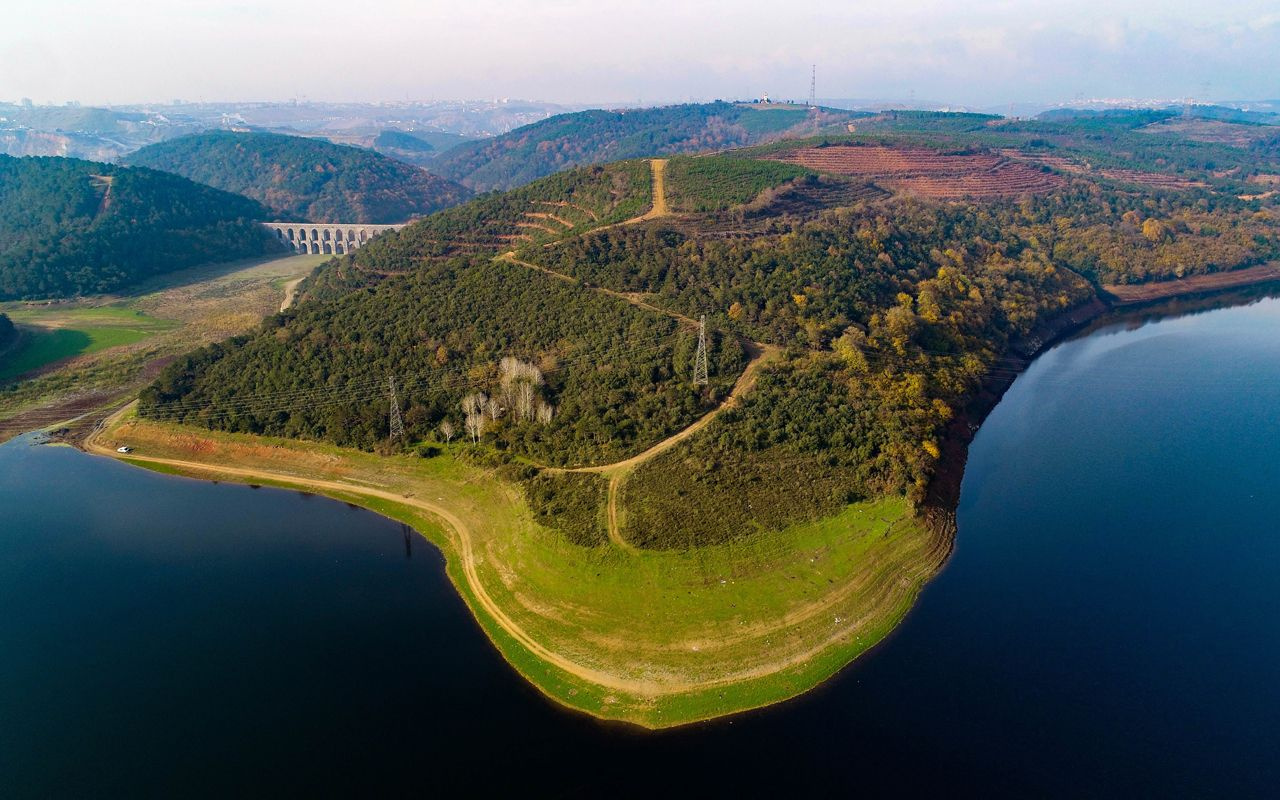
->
388, 375, 406, 444
693, 314, 709, 386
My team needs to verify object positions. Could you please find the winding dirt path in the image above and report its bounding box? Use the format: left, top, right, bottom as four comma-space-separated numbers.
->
500, 225, 779, 551
496, 252, 697, 328
279, 277, 305, 312
574, 340, 777, 478
561, 340, 780, 549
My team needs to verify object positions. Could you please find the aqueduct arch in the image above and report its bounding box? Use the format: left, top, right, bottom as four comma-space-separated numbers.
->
260, 222, 404, 255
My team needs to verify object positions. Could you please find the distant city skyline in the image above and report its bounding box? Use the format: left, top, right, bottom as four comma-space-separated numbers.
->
4, 1, 1278, 108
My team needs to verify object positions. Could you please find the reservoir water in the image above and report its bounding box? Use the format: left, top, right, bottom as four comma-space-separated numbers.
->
3, 293, 1279, 797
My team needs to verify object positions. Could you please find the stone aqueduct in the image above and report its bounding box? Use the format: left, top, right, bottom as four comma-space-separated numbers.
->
261, 222, 405, 255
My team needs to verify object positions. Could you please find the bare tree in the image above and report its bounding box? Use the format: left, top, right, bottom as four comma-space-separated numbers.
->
485, 397, 503, 421
464, 411, 485, 444
439, 419, 455, 445
497, 357, 549, 423
461, 392, 488, 418
517, 381, 535, 421
536, 401, 554, 425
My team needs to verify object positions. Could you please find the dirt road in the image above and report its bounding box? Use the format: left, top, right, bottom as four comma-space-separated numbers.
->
640, 158, 669, 219
279, 277, 305, 311
563, 341, 780, 548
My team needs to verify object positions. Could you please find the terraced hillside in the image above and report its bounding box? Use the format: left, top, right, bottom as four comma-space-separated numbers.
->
999, 150, 1210, 190
304, 160, 652, 290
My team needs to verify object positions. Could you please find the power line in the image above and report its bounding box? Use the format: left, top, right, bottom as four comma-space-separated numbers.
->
693, 314, 709, 386
388, 375, 405, 445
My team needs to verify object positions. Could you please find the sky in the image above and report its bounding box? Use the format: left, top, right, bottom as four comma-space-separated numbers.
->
3, 0, 1278, 108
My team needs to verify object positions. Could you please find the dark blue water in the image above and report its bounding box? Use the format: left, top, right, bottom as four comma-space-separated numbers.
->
3, 295, 1279, 797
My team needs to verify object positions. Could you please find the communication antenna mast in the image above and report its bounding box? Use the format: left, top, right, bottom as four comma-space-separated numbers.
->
693, 315, 709, 386
809, 64, 817, 108
388, 375, 406, 444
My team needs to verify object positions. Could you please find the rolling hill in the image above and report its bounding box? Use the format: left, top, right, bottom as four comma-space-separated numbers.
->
145, 122, 1280, 528
371, 129, 477, 167
128, 114, 1280, 726
0, 155, 281, 300
430, 101, 861, 192
125, 131, 470, 224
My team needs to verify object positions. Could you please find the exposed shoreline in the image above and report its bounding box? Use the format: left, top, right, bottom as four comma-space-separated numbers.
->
82, 406, 945, 730
1102, 261, 1280, 306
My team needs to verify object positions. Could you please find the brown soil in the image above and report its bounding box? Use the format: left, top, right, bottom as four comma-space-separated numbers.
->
279, 277, 305, 312
771, 145, 1063, 198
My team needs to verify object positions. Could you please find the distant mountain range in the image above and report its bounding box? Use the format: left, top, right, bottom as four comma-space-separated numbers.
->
0, 99, 574, 161
124, 131, 470, 223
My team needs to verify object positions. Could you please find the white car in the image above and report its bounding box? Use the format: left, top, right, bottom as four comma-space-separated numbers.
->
116, 446, 132, 454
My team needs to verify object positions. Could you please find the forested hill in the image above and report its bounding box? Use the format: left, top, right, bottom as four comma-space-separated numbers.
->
0, 155, 281, 300
125, 131, 471, 224
139, 124, 1280, 547
432, 101, 859, 192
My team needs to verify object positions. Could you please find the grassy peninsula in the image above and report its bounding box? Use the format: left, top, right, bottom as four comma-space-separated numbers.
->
78, 109, 1280, 725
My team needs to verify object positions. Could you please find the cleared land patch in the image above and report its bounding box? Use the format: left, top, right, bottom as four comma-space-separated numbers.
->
1138, 117, 1280, 147
999, 149, 1210, 190
768, 144, 1063, 198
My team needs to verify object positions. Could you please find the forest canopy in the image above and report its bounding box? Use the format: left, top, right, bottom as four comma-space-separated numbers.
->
138, 117, 1280, 549
126, 131, 470, 224
0, 155, 281, 300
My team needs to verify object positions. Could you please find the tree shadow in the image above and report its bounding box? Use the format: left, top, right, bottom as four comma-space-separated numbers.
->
0, 327, 93, 383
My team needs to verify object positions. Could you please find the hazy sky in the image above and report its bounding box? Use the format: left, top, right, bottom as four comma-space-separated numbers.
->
3, 0, 1278, 107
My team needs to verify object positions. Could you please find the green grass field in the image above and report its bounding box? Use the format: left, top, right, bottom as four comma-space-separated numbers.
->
98, 412, 949, 728
0, 307, 176, 382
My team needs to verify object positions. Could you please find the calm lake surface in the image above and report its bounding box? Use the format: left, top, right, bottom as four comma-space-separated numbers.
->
3, 294, 1279, 797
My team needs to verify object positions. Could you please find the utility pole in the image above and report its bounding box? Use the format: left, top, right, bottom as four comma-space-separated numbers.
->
693, 315, 709, 386
388, 375, 406, 445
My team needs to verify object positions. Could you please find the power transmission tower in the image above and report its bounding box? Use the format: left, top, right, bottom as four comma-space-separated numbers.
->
388, 375, 406, 445
693, 314, 709, 386
809, 64, 817, 108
